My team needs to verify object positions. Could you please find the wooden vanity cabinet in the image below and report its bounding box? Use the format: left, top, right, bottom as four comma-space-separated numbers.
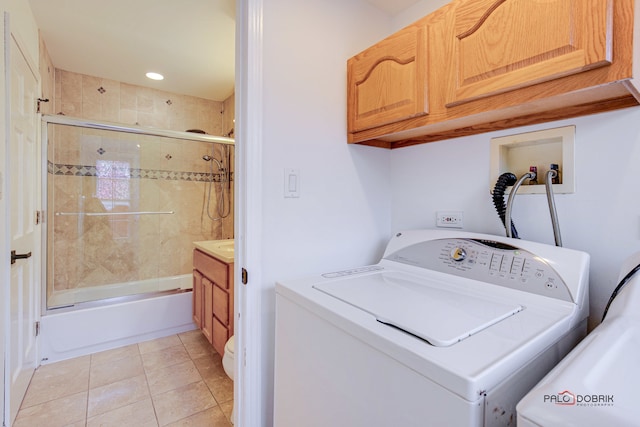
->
193, 249, 234, 356
347, 0, 640, 149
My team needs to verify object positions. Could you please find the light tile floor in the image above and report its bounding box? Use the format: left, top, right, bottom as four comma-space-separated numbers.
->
14, 330, 233, 427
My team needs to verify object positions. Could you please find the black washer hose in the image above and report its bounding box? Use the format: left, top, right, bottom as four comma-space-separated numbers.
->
492, 172, 519, 238
602, 262, 640, 322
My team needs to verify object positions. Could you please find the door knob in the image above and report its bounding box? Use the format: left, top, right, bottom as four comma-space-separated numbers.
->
11, 250, 32, 264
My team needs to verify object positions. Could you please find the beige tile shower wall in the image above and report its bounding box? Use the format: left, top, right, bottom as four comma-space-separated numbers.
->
51, 177, 222, 289
49, 125, 230, 293
205, 142, 235, 241
220, 93, 235, 239
54, 69, 226, 135
35, 37, 237, 297
223, 93, 235, 137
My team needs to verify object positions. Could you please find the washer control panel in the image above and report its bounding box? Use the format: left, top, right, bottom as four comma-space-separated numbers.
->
384, 238, 572, 302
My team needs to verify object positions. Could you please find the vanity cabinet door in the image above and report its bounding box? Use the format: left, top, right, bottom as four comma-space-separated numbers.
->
194, 248, 227, 286
446, 0, 613, 106
347, 20, 428, 133
213, 284, 229, 326
192, 270, 203, 328
212, 317, 228, 356
202, 277, 214, 344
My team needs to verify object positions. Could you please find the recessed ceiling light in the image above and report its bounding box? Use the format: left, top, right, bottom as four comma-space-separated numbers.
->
146, 72, 164, 81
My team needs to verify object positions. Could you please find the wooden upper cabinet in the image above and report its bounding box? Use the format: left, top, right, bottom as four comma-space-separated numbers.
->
347, 21, 428, 132
448, 0, 613, 106
347, 0, 638, 149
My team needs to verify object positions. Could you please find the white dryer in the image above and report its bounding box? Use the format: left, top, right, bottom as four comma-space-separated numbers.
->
274, 230, 590, 427
517, 252, 640, 426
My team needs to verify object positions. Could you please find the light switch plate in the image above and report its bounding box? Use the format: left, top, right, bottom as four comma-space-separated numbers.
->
284, 168, 300, 198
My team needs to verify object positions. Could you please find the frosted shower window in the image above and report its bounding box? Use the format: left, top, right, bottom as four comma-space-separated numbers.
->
95, 160, 131, 209
95, 159, 132, 240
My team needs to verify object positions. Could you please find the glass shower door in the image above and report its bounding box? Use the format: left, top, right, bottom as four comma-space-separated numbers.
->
45, 118, 232, 310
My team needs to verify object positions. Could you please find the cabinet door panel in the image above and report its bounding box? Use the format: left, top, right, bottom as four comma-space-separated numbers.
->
212, 317, 229, 356
194, 249, 228, 287
348, 23, 428, 132
213, 285, 229, 326
228, 264, 234, 336
192, 270, 203, 328
447, 0, 613, 106
202, 277, 214, 344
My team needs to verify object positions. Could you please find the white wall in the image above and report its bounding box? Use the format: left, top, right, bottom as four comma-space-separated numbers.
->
392, 0, 450, 28
257, 0, 393, 423
1, 0, 39, 58
390, 109, 640, 330
262, 0, 393, 279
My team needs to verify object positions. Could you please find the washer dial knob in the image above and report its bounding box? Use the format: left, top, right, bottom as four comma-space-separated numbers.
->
450, 247, 467, 262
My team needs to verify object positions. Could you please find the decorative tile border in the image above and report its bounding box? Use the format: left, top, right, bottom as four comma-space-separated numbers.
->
48, 161, 232, 182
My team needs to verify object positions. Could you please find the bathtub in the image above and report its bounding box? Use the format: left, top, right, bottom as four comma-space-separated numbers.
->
39, 274, 196, 364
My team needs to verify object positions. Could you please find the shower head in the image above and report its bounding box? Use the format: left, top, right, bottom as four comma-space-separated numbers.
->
202, 154, 224, 171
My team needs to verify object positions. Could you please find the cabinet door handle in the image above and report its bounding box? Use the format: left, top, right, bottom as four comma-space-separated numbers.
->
11, 250, 32, 265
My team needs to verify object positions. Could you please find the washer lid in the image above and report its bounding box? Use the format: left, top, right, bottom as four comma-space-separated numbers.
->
314, 271, 523, 347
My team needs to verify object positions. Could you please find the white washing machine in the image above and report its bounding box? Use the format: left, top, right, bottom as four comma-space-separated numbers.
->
274, 230, 590, 427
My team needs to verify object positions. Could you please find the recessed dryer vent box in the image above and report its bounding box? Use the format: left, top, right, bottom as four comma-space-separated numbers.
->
490, 125, 575, 195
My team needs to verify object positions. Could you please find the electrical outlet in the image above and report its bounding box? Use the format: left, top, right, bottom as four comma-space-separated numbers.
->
436, 211, 463, 228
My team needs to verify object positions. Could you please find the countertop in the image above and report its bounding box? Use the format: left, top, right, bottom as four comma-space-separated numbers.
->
193, 239, 234, 264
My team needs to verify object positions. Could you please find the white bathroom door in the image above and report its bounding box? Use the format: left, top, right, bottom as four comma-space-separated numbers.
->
7, 30, 40, 424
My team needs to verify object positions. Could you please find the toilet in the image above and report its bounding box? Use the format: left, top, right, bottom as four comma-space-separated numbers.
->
222, 335, 235, 424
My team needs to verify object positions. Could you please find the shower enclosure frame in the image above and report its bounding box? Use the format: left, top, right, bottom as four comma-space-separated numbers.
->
40, 114, 234, 316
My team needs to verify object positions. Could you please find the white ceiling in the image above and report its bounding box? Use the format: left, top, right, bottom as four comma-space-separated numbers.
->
28, 0, 236, 101
27, 0, 422, 102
